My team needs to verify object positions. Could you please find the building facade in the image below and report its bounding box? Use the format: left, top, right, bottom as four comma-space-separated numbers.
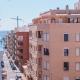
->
5, 30, 16, 60
27, 6, 80, 80
14, 27, 29, 72
5, 26, 29, 73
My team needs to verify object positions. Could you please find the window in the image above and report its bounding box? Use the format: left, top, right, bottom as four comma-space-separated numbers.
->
38, 74, 42, 79
64, 62, 69, 71
76, 33, 80, 41
76, 63, 80, 71
29, 31, 32, 37
38, 58, 42, 65
20, 56, 23, 59
36, 31, 42, 38
78, 18, 80, 23
33, 58, 37, 64
43, 61, 49, 70
76, 79, 80, 80
43, 75, 49, 80
18, 41, 23, 45
44, 48, 49, 55
43, 32, 49, 42
64, 48, 69, 56
64, 77, 69, 80
67, 18, 78, 23
64, 33, 69, 41
51, 19, 55, 23
76, 77, 80, 80
19, 49, 23, 53
17, 36, 23, 41
38, 45, 42, 53
76, 48, 80, 56
29, 44, 32, 49
74, 18, 78, 23
68, 18, 70, 23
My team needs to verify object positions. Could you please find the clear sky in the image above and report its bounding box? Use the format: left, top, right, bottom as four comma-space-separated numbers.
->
0, 0, 78, 31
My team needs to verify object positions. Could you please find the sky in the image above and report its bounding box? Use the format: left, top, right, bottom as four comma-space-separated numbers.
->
0, 0, 78, 31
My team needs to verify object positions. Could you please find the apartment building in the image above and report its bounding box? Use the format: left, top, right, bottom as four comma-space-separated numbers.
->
5, 26, 29, 73
14, 26, 29, 72
26, 5, 80, 80
74, 0, 80, 10
5, 30, 16, 60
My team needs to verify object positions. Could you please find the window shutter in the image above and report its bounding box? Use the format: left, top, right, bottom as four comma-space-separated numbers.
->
76, 48, 80, 56
64, 77, 69, 80
76, 33, 80, 41
76, 63, 80, 71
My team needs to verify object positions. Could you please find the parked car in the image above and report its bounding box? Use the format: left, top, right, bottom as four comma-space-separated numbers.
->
12, 66, 16, 70
1, 61, 4, 68
16, 75, 22, 80
2, 69, 7, 80
10, 62, 17, 70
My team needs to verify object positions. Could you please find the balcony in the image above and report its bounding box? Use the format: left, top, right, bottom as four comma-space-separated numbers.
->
17, 48, 23, 53
16, 50, 22, 55
17, 36, 23, 41
26, 59, 42, 80
17, 41, 23, 48
29, 31, 43, 41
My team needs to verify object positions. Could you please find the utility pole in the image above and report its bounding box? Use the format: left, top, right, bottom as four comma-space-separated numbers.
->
11, 16, 22, 28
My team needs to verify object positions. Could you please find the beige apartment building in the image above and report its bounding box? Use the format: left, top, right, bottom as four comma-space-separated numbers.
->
26, 4, 80, 80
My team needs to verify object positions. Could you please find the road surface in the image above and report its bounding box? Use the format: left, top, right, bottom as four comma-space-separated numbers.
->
3, 52, 16, 80
3, 50, 27, 80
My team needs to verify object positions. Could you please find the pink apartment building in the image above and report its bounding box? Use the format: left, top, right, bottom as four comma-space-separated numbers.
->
26, 4, 80, 80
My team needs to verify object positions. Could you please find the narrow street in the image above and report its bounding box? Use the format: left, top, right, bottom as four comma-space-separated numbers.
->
3, 52, 16, 80
2, 51, 27, 80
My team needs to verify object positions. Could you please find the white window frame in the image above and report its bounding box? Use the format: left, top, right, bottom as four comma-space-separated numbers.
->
43, 61, 49, 70
76, 62, 80, 71
43, 75, 49, 80
76, 77, 80, 80
76, 48, 80, 56
43, 32, 49, 42
76, 33, 80, 41
17, 36, 23, 41
63, 77, 69, 80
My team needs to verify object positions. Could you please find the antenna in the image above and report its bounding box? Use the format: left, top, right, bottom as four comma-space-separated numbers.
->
11, 16, 22, 28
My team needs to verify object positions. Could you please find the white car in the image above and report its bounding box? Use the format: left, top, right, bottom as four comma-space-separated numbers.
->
16, 73, 22, 80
